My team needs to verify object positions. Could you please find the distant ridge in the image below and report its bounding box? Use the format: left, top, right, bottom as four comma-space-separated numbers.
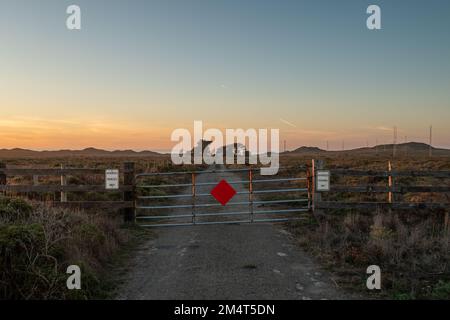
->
283, 142, 450, 155
344, 142, 447, 152
0, 147, 165, 158
286, 146, 325, 154
1, 142, 449, 159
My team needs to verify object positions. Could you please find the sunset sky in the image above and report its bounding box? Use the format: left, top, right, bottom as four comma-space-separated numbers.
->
1, 0, 449, 152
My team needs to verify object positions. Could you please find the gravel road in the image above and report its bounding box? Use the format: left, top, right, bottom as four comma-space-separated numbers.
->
117, 166, 353, 300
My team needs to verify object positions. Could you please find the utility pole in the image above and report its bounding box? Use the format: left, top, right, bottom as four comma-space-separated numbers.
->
283, 140, 286, 153
376, 138, 379, 156
404, 136, 408, 156
326, 140, 329, 151
429, 125, 433, 158
393, 126, 397, 158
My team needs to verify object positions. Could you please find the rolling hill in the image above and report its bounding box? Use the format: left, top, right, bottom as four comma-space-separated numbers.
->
284, 142, 450, 156
0, 147, 165, 158
0, 142, 449, 159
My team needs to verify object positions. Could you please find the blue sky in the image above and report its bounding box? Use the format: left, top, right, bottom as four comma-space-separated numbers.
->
0, 0, 449, 150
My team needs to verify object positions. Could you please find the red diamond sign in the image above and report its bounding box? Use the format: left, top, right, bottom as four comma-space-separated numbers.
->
210, 179, 236, 206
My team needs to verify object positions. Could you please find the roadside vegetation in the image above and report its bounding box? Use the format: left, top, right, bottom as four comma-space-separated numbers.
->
0, 196, 145, 299
277, 153, 450, 299
288, 209, 449, 299
1, 154, 449, 299
0, 156, 205, 299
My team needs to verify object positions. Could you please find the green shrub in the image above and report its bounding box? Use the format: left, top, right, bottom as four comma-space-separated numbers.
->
0, 199, 126, 299
392, 292, 415, 300
431, 281, 450, 300
0, 197, 33, 221
0, 223, 53, 299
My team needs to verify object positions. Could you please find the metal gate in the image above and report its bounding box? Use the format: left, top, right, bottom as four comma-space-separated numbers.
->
135, 166, 312, 227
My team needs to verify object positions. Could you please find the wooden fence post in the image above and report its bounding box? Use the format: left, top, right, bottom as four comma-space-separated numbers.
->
0, 162, 6, 196
123, 162, 136, 223
60, 164, 67, 202
307, 166, 311, 210
312, 159, 325, 226
249, 168, 254, 222
311, 159, 325, 214
311, 159, 315, 210
313, 159, 325, 210
388, 161, 393, 204
191, 172, 196, 224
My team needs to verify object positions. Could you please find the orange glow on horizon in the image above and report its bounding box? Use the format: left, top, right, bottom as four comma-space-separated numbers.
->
0, 116, 447, 151
0, 116, 173, 151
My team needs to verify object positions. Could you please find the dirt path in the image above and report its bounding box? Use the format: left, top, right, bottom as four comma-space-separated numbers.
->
117, 166, 353, 300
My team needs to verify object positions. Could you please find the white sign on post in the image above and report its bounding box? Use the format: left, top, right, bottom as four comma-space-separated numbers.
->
105, 169, 119, 190
316, 170, 330, 191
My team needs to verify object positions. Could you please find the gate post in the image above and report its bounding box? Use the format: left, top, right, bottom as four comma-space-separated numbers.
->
311, 159, 326, 227
191, 173, 196, 225
388, 161, 393, 204
0, 162, 6, 196
123, 162, 136, 223
307, 166, 311, 210
249, 168, 254, 222
312, 159, 325, 211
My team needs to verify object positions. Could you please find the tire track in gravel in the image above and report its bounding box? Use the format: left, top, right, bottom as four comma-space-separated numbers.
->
117, 166, 356, 300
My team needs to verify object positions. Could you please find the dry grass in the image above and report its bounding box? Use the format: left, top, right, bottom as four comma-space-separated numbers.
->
0, 156, 196, 299
0, 197, 128, 299
287, 209, 450, 299
2, 154, 449, 299
279, 153, 450, 299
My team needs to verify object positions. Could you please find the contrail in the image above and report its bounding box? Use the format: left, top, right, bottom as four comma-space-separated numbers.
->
279, 118, 297, 128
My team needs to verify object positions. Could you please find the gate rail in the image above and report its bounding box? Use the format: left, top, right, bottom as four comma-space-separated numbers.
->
135, 166, 311, 227
1, 160, 449, 225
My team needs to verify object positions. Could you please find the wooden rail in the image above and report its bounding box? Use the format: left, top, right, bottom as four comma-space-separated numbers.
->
313, 160, 450, 211
328, 186, 450, 193
0, 162, 135, 220
1, 159, 449, 224
329, 169, 450, 178
316, 202, 448, 210
0, 168, 105, 175
0, 185, 132, 192
57, 201, 134, 209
